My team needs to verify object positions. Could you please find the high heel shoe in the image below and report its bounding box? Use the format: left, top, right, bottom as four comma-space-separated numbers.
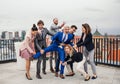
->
25, 73, 33, 80
91, 75, 97, 79
84, 76, 90, 81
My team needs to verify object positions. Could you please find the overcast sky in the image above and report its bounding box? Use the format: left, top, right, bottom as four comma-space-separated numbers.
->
0, 0, 120, 35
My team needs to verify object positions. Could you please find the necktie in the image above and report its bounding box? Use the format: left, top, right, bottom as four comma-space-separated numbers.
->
62, 34, 66, 42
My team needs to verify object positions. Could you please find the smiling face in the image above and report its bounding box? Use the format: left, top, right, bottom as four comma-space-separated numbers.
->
69, 27, 76, 34
63, 26, 69, 34
82, 26, 86, 33
38, 24, 44, 29
64, 46, 71, 54
31, 30, 38, 36
53, 18, 58, 25
64, 45, 74, 56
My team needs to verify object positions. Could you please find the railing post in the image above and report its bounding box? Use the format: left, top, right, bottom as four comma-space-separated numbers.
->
0, 39, 17, 63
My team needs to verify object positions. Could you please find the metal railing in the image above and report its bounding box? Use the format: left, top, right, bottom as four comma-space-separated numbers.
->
0, 37, 120, 67
0, 39, 16, 63
75, 37, 120, 67
93, 38, 120, 67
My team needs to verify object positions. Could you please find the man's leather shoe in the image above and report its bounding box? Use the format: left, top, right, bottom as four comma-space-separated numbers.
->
59, 74, 65, 79
55, 72, 58, 77
42, 70, 47, 75
50, 68, 55, 73
36, 74, 42, 79
65, 73, 75, 76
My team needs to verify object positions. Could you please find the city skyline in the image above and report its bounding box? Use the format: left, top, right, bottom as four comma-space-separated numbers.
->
0, 0, 120, 35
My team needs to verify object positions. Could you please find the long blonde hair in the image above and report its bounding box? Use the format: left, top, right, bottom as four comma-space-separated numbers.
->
64, 44, 74, 57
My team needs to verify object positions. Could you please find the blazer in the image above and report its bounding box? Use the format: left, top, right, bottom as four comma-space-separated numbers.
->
19, 30, 35, 54
76, 33, 94, 51
65, 52, 83, 64
50, 23, 61, 35
34, 28, 54, 52
51, 32, 74, 46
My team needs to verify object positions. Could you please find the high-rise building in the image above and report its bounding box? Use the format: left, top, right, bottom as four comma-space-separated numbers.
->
1, 31, 7, 39
21, 30, 26, 40
1, 31, 14, 39
9, 32, 13, 39
14, 31, 19, 38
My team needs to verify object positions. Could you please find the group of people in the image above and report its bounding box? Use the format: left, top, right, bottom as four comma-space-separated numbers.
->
19, 18, 97, 81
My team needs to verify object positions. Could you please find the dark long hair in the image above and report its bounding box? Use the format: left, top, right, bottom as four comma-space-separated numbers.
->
82, 23, 91, 35
31, 24, 38, 31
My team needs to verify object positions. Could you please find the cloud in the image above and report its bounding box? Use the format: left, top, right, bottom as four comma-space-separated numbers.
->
0, 0, 120, 35
84, 8, 104, 13
114, 0, 120, 3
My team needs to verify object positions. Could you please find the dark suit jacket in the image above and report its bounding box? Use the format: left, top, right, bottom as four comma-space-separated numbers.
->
65, 52, 83, 64
51, 32, 74, 46
34, 28, 54, 52
76, 33, 94, 51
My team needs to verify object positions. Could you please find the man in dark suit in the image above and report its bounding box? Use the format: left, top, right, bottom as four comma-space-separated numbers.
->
34, 20, 54, 79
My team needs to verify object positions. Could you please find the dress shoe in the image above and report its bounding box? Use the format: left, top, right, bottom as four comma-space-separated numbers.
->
59, 74, 65, 79
55, 72, 58, 77
42, 70, 47, 75
65, 73, 75, 76
36, 74, 42, 79
50, 68, 55, 73
25, 73, 32, 80
91, 75, 97, 79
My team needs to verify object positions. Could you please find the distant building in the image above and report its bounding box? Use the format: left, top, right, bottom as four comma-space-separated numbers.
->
1, 31, 7, 39
14, 31, 19, 38
13, 31, 22, 41
1, 31, 13, 39
21, 30, 26, 40
116, 35, 120, 38
92, 29, 120, 62
9, 32, 13, 39
93, 29, 103, 38
6, 32, 10, 39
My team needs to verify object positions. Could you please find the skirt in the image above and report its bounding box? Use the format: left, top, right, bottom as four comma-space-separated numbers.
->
19, 49, 32, 60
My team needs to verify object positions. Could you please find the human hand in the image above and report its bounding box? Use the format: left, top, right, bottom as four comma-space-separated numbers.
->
40, 49, 44, 54
32, 51, 36, 55
60, 43, 65, 46
62, 62, 67, 66
73, 45, 77, 49
60, 22, 66, 28
60, 61, 63, 64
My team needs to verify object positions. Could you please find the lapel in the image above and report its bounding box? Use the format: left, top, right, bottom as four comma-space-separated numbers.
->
64, 33, 71, 43
60, 32, 64, 42
84, 33, 89, 40
66, 33, 73, 43
65, 33, 70, 42
42, 28, 46, 39
81, 33, 84, 41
